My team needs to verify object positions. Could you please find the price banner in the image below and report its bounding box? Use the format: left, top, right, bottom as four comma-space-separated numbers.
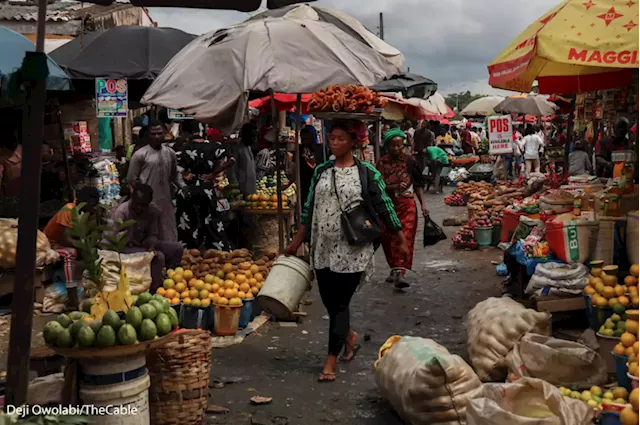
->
488, 115, 513, 155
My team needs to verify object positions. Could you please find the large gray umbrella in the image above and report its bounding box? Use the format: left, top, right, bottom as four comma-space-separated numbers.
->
88, 0, 313, 11
370, 73, 437, 99
142, 15, 403, 132
460, 96, 505, 118
248, 4, 404, 70
494, 94, 558, 117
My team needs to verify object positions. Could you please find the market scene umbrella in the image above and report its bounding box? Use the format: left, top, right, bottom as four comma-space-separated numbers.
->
405, 92, 456, 120
247, 4, 404, 70
488, 0, 639, 93
460, 95, 505, 117
84, 0, 313, 11
494, 93, 559, 116
370, 72, 438, 99
142, 14, 402, 131
0, 27, 71, 93
49, 26, 195, 80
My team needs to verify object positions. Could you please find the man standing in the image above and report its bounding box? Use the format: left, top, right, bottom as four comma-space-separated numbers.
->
127, 120, 186, 243
461, 122, 475, 154
110, 183, 183, 291
596, 118, 631, 178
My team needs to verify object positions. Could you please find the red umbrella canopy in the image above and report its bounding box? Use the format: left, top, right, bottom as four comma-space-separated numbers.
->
248, 93, 313, 113
85, 0, 313, 11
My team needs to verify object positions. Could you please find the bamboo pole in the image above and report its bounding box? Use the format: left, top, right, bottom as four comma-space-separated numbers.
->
294, 94, 302, 225
270, 91, 284, 253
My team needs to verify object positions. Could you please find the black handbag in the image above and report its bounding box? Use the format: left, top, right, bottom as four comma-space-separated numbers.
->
331, 167, 381, 245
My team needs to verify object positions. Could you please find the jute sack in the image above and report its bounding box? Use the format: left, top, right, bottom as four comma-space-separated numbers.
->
467, 297, 551, 382
466, 377, 594, 425
375, 336, 481, 425
96, 250, 154, 295
505, 333, 607, 389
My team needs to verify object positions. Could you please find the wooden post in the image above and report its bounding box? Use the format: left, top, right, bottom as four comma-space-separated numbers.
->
375, 118, 382, 162
294, 94, 302, 225
270, 91, 284, 253
6, 0, 48, 407
564, 95, 577, 175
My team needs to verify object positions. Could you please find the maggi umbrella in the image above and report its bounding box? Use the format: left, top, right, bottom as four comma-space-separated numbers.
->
488, 0, 639, 93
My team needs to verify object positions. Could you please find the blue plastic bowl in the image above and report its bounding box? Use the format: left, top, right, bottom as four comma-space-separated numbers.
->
612, 352, 632, 392
239, 299, 255, 329
599, 412, 621, 425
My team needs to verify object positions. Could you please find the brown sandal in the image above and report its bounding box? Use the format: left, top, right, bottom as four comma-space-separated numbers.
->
318, 372, 336, 382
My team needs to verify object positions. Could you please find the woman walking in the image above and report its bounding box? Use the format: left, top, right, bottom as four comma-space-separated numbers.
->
377, 129, 428, 288
285, 120, 409, 382
174, 121, 235, 250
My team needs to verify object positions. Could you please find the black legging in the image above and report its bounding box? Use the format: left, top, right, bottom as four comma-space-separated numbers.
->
316, 268, 362, 356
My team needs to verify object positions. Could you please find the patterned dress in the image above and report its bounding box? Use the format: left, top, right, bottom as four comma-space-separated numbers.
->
310, 166, 374, 274
376, 153, 423, 271
174, 140, 232, 250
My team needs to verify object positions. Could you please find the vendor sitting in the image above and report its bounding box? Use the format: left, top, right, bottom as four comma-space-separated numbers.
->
109, 183, 183, 291
43, 187, 100, 310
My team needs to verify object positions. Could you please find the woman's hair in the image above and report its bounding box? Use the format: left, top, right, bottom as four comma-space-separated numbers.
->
524, 125, 535, 136
329, 120, 357, 142
181, 120, 201, 135
573, 141, 586, 151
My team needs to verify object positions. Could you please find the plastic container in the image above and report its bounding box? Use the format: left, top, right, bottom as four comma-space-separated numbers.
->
584, 294, 598, 331
239, 299, 255, 329
181, 305, 213, 330
213, 305, 242, 336
474, 226, 493, 246
491, 225, 502, 247
627, 211, 639, 265
596, 333, 619, 374
79, 354, 150, 425
258, 255, 313, 320
501, 209, 522, 242
612, 352, 631, 392
599, 412, 622, 425
80, 374, 150, 425
628, 371, 639, 389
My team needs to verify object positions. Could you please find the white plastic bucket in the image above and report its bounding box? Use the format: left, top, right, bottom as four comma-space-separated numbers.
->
257, 255, 313, 320
627, 211, 639, 265
80, 373, 150, 425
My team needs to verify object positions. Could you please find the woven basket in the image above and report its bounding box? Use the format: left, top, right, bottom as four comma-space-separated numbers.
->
147, 330, 213, 425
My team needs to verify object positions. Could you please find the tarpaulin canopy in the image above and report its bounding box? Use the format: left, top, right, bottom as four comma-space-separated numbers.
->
488, 0, 639, 93
142, 15, 402, 132
370, 72, 437, 99
49, 26, 195, 80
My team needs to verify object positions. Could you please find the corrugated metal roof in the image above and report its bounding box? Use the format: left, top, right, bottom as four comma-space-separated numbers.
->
0, 0, 131, 22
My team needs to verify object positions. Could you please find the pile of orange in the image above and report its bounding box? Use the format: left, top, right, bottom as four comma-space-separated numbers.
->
584, 263, 639, 309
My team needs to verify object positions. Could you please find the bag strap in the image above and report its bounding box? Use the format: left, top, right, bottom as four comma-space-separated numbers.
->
331, 168, 346, 214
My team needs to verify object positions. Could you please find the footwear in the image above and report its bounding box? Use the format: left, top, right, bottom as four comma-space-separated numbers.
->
394, 275, 410, 289
339, 344, 361, 362
385, 270, 399, 284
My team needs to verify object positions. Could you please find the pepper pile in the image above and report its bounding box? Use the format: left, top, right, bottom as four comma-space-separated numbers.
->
308, 85, 387, 114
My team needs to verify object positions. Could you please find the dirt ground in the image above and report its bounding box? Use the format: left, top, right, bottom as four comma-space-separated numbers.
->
205, 188, 503, 425
0, 187, 504, 423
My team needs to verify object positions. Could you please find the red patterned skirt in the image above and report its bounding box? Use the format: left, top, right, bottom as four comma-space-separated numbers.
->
381, 196, 418, 271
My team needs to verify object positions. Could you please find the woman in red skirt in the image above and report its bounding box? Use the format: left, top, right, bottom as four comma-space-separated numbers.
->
377, 129, 429, 288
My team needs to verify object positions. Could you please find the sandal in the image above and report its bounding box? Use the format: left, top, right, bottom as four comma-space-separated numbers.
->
339, 344, 361, 362
318, 372, 336, 382
394, 276, 410, 289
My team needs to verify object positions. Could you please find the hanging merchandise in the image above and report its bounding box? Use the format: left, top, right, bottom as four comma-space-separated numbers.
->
73, 153, 121, 208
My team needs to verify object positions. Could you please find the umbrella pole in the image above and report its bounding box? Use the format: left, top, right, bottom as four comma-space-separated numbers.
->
294, 94, 302, 226
270, 91, 284, 253
375, 118, 382, 161
6, 0, 48, 407
564, 95, 576, 175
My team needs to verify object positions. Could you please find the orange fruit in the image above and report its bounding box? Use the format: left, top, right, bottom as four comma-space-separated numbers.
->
175, 282, 186, 293
591, 267, 603, 277
222, 263, 234, 274
629, 286, 639, 296
166, 289, 177, 299
217, 287, 226, 297
236, 275, 247, 285
620, 407, 638, 425
189, 288, 199, 299
204, 274, 215, 283
163, 279, 175, 289
209, 293, 216, 300
631, 264, 639, 278
615, 285, 627, 297
584, 286, 596, 296
626, 346, 636, 357
172, 272, 183, 283
199, 289, 209, 299
170, 297, 180, 305
603, 286, 616, 299
619, 296, 631, 307
183, 297, 192, 305
625, 275, 638, 287
603, 274, 619, 287
596, 296, 609, 308
237, 291, 246, 299
633, 295, 639, 306
251, 286, 259, 295
245, 292, 254, 300
614, 343, 627, 356
634, 341, 639, 356
188, 278, 197, 288
183, 270, 194, 280
181, 290, 190, 299
250, 265, 259, 274
239, 283, 251, 293
156, 287, 166, 297
254, 272, 264, 282
621, 332, 637, 348
609, 297, 620, 308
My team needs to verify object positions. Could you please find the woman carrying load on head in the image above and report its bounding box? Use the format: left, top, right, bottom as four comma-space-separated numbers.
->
377, 128, 428, 289
285, 119, 409, 383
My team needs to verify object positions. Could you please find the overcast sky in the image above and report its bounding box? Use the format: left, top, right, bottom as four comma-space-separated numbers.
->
148, 0, 557, 95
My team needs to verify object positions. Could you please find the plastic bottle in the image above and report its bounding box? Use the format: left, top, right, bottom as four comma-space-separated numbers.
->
580, 188, 595, 220
573, 193, 582, 216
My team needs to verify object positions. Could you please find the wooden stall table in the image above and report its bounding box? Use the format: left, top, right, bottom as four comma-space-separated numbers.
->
241, 208, 295, 256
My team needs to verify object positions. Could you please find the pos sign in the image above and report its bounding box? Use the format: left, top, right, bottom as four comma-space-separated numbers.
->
96, 78, 128, 117
487, 115, 513, 155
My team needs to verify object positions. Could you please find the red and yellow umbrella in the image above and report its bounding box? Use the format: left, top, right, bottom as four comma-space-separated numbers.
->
488, 0, 639, 93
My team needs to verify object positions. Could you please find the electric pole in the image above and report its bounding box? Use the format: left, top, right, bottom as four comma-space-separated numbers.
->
379, 12, 384, 40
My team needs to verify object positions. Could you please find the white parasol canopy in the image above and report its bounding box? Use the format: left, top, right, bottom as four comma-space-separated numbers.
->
142, 15, 403, 132
460, 95, 505, 118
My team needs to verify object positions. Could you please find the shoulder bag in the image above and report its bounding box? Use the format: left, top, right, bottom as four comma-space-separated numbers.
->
331, 166, 381, 245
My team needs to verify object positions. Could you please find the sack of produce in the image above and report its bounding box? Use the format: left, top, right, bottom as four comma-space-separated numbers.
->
466, 377, 594, 425
505, 333, 607, 389
97, 250, 154, 295
0, 218, 60, 269
375, 336, 481, 425
546, 214, 598, 264
41, 281, 84, 314
467, 297, 551, 382
525, 262, 589, 296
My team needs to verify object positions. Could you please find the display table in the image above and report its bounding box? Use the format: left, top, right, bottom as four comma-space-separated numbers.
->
533, 294, 586, 314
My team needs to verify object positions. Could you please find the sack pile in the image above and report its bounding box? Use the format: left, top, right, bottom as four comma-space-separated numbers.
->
467, 297, 551, 382
83, 250, 154, 297
466, 377, 594, 425
525, 262, 589, 296
0, 219, 59, 270
36, 282, 84, 315
505, 333, 607, 389
375, 336, 481, 425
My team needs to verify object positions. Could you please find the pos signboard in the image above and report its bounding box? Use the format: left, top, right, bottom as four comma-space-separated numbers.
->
488, 115, 513, 155
96, 78, 128, 117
